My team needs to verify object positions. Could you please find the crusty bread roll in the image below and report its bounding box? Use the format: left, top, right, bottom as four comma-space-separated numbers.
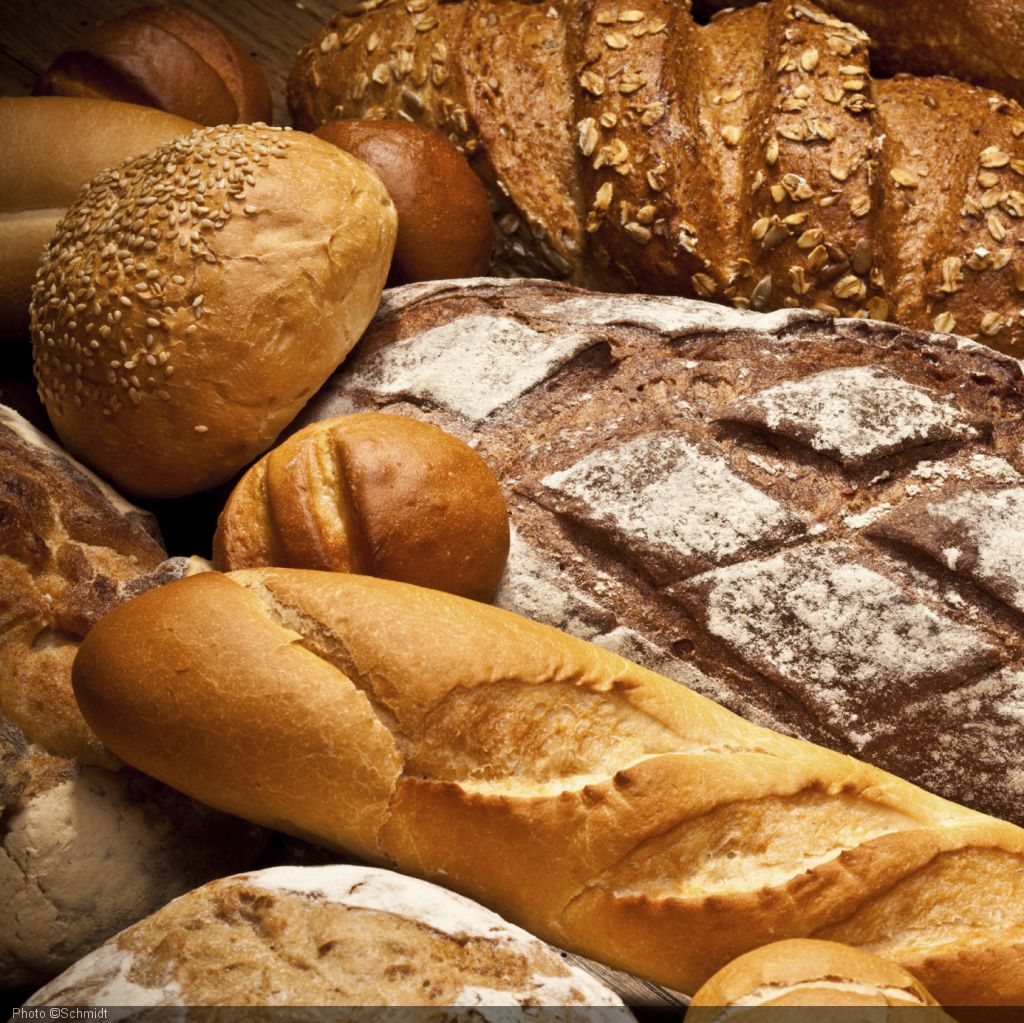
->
0, 404, 263, 988
213, 413, 510, 601
0, 96, 197, 342
26, 865, 628, 1010
30, 124, 397, 499
314, 120, 493, 284
687, 940, 949, 1018
72, 569, 1024, 1006
35, 5, 272, 126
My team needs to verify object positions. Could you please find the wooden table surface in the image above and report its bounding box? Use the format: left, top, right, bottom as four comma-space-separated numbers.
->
1, 0, 354, 124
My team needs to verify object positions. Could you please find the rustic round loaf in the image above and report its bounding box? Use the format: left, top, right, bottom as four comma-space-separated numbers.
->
26, 865, 627, 1010
314, 119, 493, 284
35, 5, 272, 125
30, 124, 397, 499
213, 413, 510, 601
0, 403, 263, 988
296, 277, 1024, 827
687, 939, 948, 1017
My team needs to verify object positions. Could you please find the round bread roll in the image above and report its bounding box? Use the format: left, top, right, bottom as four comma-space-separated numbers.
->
213, 413, 510, 601
30, 124, 397, 499
35, 5, 272, 125
314, 119, 492, 284
0, 96, 197, 342
0, 403, 264, 989
26, 865, 627, 1011
687, 940, 950, 1019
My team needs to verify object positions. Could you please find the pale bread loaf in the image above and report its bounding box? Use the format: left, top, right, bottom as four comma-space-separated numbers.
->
72, 569, 1024, 1005
26, 865, 627, 1010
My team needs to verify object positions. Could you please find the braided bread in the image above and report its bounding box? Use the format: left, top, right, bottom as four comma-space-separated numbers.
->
289, 0, 1024, 357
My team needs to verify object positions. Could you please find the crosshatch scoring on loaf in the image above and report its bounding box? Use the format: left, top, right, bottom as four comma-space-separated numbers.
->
298, 277, 1024, 828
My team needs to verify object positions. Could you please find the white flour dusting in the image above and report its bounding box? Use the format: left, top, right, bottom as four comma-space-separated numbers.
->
541, 432, 804, 574
725, 366, 978, 466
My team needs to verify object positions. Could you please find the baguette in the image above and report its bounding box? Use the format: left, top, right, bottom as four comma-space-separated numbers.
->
0, 97, 196, 342
72, 569, 1024, 1006
288, 0, 1024, 358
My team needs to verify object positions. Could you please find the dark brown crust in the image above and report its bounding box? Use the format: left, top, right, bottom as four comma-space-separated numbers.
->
298, 278, 1024, 828
36, 5, 272, 125
288, 0, 1024, 357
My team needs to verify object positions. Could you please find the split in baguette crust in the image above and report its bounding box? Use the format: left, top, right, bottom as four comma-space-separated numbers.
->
72, 569, 1024, 1004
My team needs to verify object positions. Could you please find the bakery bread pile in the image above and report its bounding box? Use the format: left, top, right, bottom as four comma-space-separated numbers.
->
300, 277, 1024, 829
6, 0, 1024, 1014
290, 0, 1024, 357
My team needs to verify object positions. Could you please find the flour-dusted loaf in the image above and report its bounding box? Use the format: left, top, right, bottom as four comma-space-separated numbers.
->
296, 278, 1024, 828
0, 404, 263, 988
27, 865, 629, 1011
72, 569, 1024, 1004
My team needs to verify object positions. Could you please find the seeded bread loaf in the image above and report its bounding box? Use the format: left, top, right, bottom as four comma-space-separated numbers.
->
0, 404, 263, 988
30, 124, 397, 499
693, 0, 1024, 107
72, 568, 1024, 1004
289, 0, 1024, 358
26, 865, 629, 1011
296, 277, 1024, 829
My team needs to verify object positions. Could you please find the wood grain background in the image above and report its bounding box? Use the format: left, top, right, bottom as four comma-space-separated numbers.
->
1, 0, 354, 124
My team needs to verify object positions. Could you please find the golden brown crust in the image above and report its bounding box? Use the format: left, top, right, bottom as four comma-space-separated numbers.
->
72, 568, 1024, 1004
35, 5, 272, 125
0, 97, 196, 343
687, 939, 947, 1015
213, 413, 510, 601
288, 0, 1024, 357
30, 125, 397, 498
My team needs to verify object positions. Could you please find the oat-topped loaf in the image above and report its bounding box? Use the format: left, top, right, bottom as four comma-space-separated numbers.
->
298, 278, 1024, 826
0, 405, 263, 987
27, 865, 629, 1011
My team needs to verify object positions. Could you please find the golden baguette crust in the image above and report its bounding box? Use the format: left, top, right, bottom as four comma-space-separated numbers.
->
212, 413, 510, 601
688, 938, 946, 1015
72, 569, 1024, 1004
288, 0, 1024, 357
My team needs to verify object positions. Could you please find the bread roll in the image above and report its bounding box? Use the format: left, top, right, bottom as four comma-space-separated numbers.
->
0, 96, 197, 342
30, 124, 397, 499
72, 569, 1024, 1006
26, 865, 628, 1010
687, 940, 947, 1017
214, 413, 510, 601
300, 278, 1024, 831
0, 404, 263, 988
35, 5, 272, 125
314, 120, 493, 284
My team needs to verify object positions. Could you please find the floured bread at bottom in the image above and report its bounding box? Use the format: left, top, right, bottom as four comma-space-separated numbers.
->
0, 404, 263, 987
26, 865, 630, 1014
298, 278, 1024, 827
